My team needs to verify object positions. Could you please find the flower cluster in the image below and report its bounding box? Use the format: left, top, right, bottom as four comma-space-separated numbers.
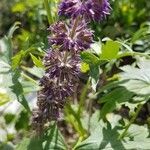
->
48, 20, 93, 52
32, 0, 110, 132
58, 0, 111, 22
32, 50, 80, 132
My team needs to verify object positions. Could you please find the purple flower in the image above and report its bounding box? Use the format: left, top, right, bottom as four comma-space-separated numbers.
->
32, 50, 80, 131
58, 0, 111, 22
41, 50, 80, 107
48, 20, 93, 52
43, 50, 80, 80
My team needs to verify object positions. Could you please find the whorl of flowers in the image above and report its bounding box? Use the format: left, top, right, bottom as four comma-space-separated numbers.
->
48, 20, 93, 52
58, 0, 111, 22
32, 0, 110, 133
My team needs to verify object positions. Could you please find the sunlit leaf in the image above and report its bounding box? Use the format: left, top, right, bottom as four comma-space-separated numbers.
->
10, 70, 31, 112
80, 62, 90, 73
75, 121, 150, 150
12, 2, 26, 13
0, 92, 10, 106
90, 41, 102, 55
21, 66, 44, 78
120, 60, 150, 96
30, 53, 44, 68
81, 51, 100, 65
100, 40, 121, 60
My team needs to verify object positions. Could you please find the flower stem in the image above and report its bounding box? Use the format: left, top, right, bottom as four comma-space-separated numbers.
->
21, 72, 38, 85
65, 102, 87, 137
77, 78, 90, 116
118, 104, 143, 140
44, 0, 53, 24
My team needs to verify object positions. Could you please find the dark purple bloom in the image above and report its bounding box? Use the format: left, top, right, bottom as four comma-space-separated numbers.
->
40, 50, 80, 105
48, 20, 93, 52
32, 50, 80, 132
44, 50, 80, 79
58, 0, 111, 22
43, 50, 80, 102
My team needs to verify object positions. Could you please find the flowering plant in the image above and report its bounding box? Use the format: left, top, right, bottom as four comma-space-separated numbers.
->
0, 0, 150, 149
32, 0, 111, 133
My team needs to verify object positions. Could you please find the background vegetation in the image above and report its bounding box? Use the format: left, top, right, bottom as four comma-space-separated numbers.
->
0, 0, 150, 149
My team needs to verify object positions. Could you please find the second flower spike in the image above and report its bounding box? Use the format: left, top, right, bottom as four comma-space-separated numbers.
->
58, 0, 111, 22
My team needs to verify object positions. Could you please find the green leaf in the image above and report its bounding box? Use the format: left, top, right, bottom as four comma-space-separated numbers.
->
90, 41, 102, 55
12, 2, 26, 13
7, 22, 21, 39
75, 121, 150, 150
44, 0, 55, 24
0, 92, 10, 106
21, 66, 44, 78
80, 62, 90, 73
11, 50, 25, 69
21, 80, 39, 93
30, 53, 44, 68
80, 51, 100, 65
127, 124, 149, 140
10, 69, 31, 112
16, 124, 67, 150
0, 142, 14, 150
0, 37, 12, 64
121, 80, 150, 96
81, 51, 102, 91
4, 113, 16, 124
99, 87, 134, 118
90, 65, 100, 91
12, 46, 38, 69
100, 40, 121, 60
131, 26, 150, 43
0, 60, 11, 73
117, 41, 133, 52
120, 60, 150, 96
74, 122, 122, 150
0, 22, 20, 63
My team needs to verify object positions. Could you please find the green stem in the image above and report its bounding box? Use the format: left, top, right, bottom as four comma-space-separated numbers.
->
66, 103, 87, 137
87, 99, 93, 133
44, 0, 53, 24
118, 52, 150, 59
134, 52, 150, 58
21, 72, 38, 85
119, 104, 143, 140
77, 79, 90, 116
72, 137, 84, 150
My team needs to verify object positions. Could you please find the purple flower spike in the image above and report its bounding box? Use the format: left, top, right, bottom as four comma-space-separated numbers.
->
32, 50, 81, 132
48, 20, 93, 52
58, 0, 111, 22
